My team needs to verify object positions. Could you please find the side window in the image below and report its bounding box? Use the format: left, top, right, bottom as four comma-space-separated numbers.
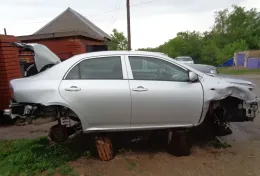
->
129, 56, 189, 82
65, 56, 123, 79
66, 65, 80, 79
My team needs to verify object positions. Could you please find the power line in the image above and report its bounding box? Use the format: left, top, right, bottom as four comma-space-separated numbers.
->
10, 0, 162, 25
88, 0, 161, 17
112, 0, 122, 24
131, 0, 160, 7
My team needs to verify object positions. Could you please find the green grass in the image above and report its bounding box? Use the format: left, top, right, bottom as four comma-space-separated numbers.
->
125, 158, 137, 171
0, 137, 82, 176
218, 67, 260, 75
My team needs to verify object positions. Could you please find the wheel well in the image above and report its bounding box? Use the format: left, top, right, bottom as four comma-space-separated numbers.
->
26, 104, 82, 123
51, 105, 81, 123
203, 96, 244, 124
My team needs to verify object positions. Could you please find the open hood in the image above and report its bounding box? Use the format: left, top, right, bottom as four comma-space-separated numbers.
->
11, 42, 61, 72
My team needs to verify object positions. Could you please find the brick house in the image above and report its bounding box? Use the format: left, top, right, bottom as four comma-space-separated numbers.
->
17, 7, 111, 64
0, 8, 111, 112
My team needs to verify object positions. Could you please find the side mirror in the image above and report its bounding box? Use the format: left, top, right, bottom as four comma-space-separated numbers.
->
189, 71, 198, 82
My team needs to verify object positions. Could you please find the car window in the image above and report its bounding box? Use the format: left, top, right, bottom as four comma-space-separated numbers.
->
65, 56, 123, 80
66, 64, 80, 79
176, 57, 192, 61
129, 56, 189, 82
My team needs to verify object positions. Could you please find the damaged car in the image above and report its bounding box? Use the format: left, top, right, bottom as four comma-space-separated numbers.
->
6, 45, 259, 149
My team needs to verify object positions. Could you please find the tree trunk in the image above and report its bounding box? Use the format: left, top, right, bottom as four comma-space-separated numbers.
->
95, 136, 114, 161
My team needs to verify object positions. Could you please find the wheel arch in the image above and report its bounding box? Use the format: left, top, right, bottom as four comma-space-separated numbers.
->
42, 102, 89, 129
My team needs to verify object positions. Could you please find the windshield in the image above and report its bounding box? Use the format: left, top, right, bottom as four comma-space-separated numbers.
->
176, 57, 192, 61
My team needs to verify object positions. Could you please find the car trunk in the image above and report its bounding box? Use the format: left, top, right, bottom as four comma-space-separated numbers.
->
11, 42, 61, 76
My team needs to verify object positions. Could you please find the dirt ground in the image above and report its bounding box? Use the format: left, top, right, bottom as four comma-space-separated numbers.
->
1, 74, 260, 176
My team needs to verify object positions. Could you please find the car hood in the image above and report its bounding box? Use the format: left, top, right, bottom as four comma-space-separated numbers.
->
209, 74, 256, 88
11, 42, 61, 72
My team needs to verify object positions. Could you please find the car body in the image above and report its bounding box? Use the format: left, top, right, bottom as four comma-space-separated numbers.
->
175, 56, 194, 64
188, 63, 255, 89
6, 44, 259, 143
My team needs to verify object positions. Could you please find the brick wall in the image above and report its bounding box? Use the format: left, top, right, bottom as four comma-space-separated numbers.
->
0, 35, 21, 110
85, 39, 105, 46
20, 37, 105, 61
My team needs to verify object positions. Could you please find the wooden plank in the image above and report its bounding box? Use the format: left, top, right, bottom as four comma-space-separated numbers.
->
95, 136, 114, 161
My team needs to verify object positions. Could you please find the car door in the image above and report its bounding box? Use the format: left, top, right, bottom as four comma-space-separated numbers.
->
59, 55, 131, 129
126, 55, 204, 127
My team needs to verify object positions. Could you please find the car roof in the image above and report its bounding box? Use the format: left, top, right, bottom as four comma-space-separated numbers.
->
176, 56, 192, 58
72, 50, 168, 59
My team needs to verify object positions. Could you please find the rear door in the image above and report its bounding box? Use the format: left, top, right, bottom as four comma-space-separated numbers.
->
126, 55, 204, 127
59, 55, 131, 129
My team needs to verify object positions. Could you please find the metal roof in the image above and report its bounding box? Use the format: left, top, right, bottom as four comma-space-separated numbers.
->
17, 7, 111, 41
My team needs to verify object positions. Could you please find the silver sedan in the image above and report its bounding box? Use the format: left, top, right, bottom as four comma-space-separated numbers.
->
7, 43, 259, 144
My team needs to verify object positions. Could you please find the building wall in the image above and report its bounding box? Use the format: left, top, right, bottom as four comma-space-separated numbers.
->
20, 37, 84, 61
235, 53, 245, 66
20, 37, 105, 62
84, 39, 105, 46
0, 35, 21, 110
247, 58, 260, 69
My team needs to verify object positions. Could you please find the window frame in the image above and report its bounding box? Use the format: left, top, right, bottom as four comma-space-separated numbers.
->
126, 55, 190, 82
63, 55, 128, 80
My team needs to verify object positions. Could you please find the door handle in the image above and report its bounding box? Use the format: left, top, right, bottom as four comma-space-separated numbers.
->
132, 86, 148, 92
65, 86, 81, 91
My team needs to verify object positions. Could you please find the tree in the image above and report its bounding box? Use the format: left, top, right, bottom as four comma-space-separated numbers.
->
108, 29, 128, 50
138, 5, 260, 65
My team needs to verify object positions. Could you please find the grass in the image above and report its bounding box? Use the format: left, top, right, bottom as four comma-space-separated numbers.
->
218, 67, 260, 75
125, 158, 137, 171
0, 137, 83, 176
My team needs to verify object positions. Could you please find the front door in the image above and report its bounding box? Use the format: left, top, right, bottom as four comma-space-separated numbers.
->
59, 56, 131, 129
126, 56, 204, 127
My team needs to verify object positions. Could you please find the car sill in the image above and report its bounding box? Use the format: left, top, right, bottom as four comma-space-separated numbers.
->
83, 124, 194, 133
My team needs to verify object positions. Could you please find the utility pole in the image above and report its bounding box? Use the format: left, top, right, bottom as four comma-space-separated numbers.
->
4, 28, 7, 35
126, 0, 131, 50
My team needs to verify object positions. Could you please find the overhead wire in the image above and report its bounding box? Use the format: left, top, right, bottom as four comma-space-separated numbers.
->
12, 0, 163, 24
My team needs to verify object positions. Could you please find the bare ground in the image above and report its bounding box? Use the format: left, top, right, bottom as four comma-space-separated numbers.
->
1, 75, 260, 176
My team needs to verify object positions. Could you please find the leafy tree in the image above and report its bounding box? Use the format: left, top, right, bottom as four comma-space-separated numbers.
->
108, 29, 128, 50
138, 5, 260, 65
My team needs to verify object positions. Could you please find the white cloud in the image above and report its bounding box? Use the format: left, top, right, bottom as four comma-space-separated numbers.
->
0, 0, 259, 49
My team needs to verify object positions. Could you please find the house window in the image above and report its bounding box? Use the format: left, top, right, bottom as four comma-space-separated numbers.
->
86, 45, 108, 52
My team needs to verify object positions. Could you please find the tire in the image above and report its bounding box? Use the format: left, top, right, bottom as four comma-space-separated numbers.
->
49, 125, 68, 143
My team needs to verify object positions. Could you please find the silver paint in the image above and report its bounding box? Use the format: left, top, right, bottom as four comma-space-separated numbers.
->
9, 51, 259, 132
11, 42, 61, 71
